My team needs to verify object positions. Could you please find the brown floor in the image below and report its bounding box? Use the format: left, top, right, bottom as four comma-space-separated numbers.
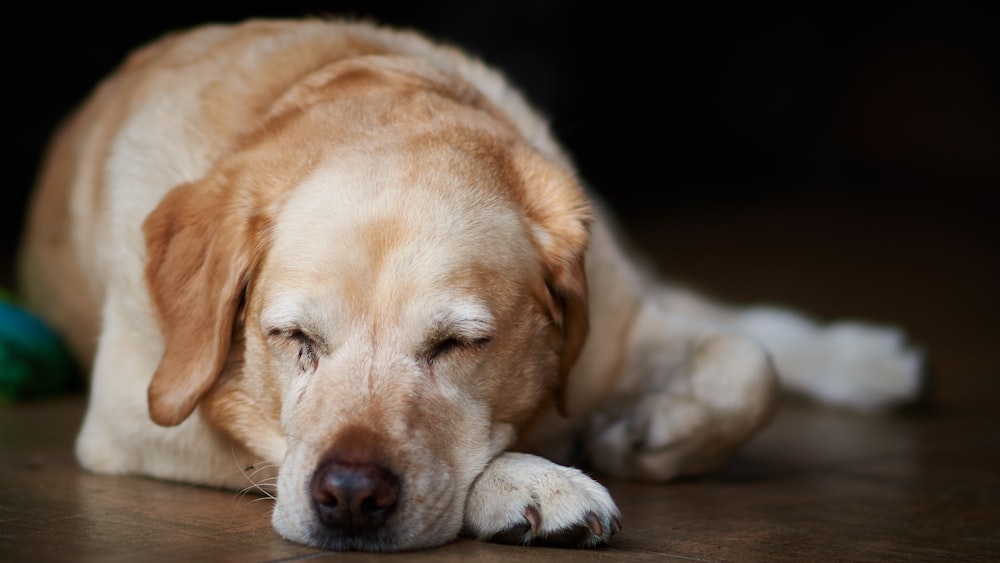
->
2, 196, 998, 561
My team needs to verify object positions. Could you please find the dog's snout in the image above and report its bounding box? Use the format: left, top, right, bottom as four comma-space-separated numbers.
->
311, 459, 400, 531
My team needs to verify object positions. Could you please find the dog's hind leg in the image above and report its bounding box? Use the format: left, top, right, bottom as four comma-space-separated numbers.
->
580, 298, 779, 481
579, 280, 925, 482
561, 208, 924, 482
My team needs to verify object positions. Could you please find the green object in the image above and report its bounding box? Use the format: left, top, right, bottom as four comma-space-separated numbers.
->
0, 289, 80, 404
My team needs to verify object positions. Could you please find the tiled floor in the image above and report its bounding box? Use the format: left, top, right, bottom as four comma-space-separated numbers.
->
2, 196, 998, 561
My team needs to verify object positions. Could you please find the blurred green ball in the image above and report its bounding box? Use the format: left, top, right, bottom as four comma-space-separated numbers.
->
0, 290, 80, 403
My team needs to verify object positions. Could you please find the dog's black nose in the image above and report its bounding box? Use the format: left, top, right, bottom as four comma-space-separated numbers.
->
311, 459, 400, 531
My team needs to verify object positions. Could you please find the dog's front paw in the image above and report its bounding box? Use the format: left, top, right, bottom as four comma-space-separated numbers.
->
462, 452, 621, 547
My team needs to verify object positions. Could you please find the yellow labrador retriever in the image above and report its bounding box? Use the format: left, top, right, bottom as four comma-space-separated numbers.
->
16, 18, 923, 551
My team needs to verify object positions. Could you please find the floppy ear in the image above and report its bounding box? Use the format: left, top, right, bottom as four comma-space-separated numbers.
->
545, 252, 589, 417
143, 177, 261, 427
516, 149, 593, 417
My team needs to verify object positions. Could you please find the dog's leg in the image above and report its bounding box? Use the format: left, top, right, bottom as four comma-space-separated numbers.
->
579, 284, 923, 483
571, 207, 924, 481
582, 297, 779, 481
75, 297, 160, 475
75, 295, 258, 489
462, 452, 621, 547
532, 214, 774, 482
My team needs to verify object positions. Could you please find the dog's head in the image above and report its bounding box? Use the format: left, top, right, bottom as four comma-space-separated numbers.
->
141, 56, 591, 550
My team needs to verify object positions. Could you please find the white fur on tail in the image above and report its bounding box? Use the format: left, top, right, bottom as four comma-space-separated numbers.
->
654, 285, 925, 411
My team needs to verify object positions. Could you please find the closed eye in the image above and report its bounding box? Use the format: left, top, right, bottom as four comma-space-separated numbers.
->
426, 336, 491, 365
268, 327, 315, 346
268, 327, 320, 373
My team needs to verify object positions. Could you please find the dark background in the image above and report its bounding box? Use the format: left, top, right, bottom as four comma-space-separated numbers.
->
3, 1, 997, 316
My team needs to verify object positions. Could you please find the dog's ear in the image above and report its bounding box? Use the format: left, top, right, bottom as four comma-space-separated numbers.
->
143, 176, 262, 427
545, 253, 589, 417
516, 149, 593, 417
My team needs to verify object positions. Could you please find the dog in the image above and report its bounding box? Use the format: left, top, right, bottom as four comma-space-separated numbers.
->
16, 17, 924, 551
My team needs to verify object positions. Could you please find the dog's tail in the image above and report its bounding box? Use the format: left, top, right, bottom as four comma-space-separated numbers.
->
730, 306, 925, 411
652, 285, 926, 412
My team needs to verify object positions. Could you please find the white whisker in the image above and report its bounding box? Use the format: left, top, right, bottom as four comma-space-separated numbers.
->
231, 450, 278, 501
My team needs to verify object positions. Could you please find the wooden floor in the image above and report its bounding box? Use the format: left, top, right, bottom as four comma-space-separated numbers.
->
2, 196, 998, 561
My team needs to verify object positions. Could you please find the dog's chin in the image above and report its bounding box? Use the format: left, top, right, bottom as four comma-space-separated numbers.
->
309, 520, 459, 553
271, 491, 464, 552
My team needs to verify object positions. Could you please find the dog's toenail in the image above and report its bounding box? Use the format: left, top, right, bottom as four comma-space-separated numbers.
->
524, 504, 542, 533
585, 511, 603, 537
611, 516, 622, 535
